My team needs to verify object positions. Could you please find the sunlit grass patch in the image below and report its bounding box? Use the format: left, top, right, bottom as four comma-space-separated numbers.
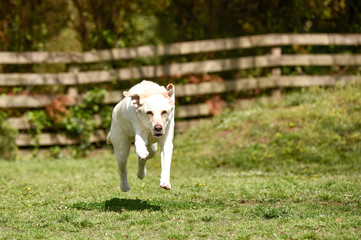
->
174, 85, 361, 174
1, 85, 360, 239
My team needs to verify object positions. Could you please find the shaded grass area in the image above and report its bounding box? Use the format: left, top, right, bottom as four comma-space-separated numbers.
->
1, 85, 361, 239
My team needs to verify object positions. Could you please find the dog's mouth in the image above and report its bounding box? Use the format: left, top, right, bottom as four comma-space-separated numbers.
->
153, 133, 163, 137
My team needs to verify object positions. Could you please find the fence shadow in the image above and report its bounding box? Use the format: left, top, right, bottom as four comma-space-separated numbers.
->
72, 198, 162, 213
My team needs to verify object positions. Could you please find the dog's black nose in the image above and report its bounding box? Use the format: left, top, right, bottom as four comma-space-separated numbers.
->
154, 124, 163, 133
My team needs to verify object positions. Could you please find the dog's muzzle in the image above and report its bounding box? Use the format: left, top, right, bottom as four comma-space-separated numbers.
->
154, 124, 163, 137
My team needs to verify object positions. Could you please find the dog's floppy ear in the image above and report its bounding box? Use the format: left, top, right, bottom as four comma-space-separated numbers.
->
164, 83, 175, 105
123, 91, 144, 109
166, 84, 175, 98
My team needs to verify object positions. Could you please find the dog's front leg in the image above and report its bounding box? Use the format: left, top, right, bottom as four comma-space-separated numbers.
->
134, 130, 149, 160
160, 139, 173, 190
137, 143, 157, 180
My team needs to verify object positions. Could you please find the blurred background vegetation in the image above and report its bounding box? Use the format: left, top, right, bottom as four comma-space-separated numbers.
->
1, 0, 361, 52
0, 0, 361, 159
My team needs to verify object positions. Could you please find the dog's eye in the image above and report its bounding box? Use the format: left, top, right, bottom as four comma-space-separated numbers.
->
161, 111, 168, 116
146, 111, 153, 116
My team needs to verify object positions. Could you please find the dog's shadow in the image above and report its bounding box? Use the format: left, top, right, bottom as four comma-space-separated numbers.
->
72, 198, 162, 213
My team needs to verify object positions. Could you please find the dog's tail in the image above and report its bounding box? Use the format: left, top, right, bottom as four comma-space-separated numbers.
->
106, 132, 111, 144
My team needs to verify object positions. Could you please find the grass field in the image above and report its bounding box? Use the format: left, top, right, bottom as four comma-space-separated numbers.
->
1, 86, 361, 239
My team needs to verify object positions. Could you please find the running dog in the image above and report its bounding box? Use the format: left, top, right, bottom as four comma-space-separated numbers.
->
107, 80, 175, 192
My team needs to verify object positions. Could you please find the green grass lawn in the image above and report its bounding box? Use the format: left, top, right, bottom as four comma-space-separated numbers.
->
1, 85, 361, 239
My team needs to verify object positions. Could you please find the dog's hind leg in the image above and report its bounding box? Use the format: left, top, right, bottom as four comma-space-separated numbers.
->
137, 143, 157, 180
113, 139, 131, 192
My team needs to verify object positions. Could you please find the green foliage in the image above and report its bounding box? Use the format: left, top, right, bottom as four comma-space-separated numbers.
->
0, 112, 17, 160
21, 88, 110, 158
62, 88, 107, 157
2, 0, 361, 53
26, 110, 52, 152
48, 146, 63, 159
69, 0, 169, 50
157, 0, 361, 42
0, 0, 69, 51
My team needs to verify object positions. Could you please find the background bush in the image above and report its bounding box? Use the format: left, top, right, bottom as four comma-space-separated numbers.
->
0, 112, 18, 160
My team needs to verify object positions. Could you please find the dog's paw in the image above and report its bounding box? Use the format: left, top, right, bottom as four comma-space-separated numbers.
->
136, 147, 149, 160
137, 169, 147, 180
160, 181, 171, 190
120, 183, 130, 192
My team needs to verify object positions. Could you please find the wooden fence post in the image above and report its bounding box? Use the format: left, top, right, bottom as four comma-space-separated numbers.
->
271, 47, 282, 99
66, 64, 79, 97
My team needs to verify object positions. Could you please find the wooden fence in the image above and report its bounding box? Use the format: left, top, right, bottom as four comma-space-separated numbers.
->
1, 33, 361, 147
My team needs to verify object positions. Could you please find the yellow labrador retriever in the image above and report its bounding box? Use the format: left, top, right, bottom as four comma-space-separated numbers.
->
107, 80, 175, 192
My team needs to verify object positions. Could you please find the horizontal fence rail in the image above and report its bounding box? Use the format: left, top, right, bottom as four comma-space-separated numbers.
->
1, 75, 360, 108
1, 33, 360, 64
1, 54, 361, 86
1, 33, 361, 148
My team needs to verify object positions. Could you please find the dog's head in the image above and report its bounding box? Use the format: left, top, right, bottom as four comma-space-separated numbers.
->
124, 84, 175, 137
